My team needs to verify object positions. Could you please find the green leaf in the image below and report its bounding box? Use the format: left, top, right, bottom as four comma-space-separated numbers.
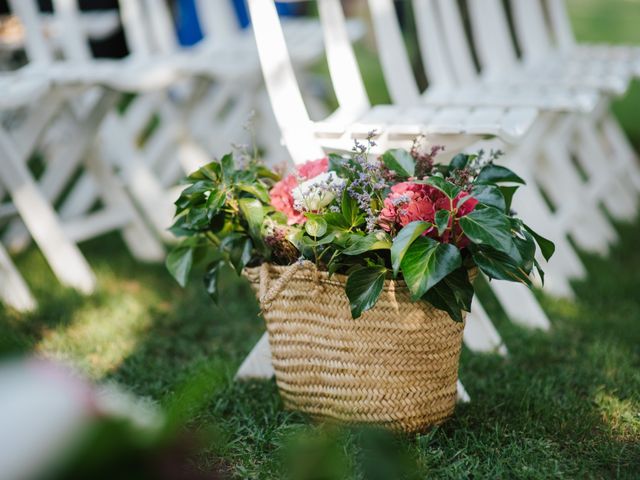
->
449, 153, 470, 170
422, 176, 462, 199
203, 261, 223, 303
470, 184, 506, 212
499, 185, 519, 212
305, 217, 328, 237
237, 183, 269, 204
220, 153, 235, 183
422, 267, 474, 322
523, 224, 555, 261
166, 245, 193, 287
205, 189, 226, 211
470, 245, 532, 286
381, 149, 415, 178
256, 165, 281, 181
513, 230, 536, 274
238, 198, 265, 240
401, 237, 462, 299
229, 238, 253, 275
475, 164, 525, 185
435, 210, 451, 236
323, 212, 350, 230
341, 190, 362, 228
343, 231, 391, 255
345, 265, 387, 318
533, 258, 545, 286
459, 207, 517, 257
390, 221, 431, 276
188, 162, 220, 181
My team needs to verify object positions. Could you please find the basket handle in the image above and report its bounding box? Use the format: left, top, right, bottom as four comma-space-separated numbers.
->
259, 259, 309, 308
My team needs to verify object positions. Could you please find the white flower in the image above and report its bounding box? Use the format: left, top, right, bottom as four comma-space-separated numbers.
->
292, 171, 346, 211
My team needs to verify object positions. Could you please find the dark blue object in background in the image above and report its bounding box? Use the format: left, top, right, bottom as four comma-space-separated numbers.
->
175, 0, 204, 46
175, 0, 304, 46
233, 0, 303, 28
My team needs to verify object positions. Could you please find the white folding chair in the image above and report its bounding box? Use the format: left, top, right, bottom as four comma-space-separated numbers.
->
0, 0, 171, 299
367, 0, 587, 306
236, 0, 545, 403
468, 0, 640, 221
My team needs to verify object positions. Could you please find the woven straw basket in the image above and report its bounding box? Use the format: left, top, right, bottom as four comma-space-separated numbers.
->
243, 261, 468, 433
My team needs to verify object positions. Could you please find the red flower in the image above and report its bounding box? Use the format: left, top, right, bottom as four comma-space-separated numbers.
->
269, 158, 328, 225
378, 182, 478, 248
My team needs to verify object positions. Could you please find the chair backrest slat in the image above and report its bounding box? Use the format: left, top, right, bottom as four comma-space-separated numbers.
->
318, 0, 370, 115
411, 0, 456, 90
466, 0, 518, 77
245, 0, 324, 164
434, 0, 477, 85
367, 0, 420, 105
142, 0, 178, 54
118, 0, 153, 57
509, 0, 552, 65
8, 0, 52, 63
195, 0, 239, 47
545, 0, 576, 52
51, 0, 92, 61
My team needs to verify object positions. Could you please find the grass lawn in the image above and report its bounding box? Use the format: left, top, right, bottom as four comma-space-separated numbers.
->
2, 2, 640, 478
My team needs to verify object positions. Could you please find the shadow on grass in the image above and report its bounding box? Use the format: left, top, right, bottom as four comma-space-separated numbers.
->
1, 218, 639, 477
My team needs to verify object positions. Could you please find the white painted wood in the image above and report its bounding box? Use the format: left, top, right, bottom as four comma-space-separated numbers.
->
235, 332, 274, 380
464, 300, 508, 356
0, 244, 37, 312
368, 0, 421, 105
0, 129, 96, 294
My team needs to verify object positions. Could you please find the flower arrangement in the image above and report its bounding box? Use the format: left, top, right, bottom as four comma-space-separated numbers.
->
167, 136, 554, 321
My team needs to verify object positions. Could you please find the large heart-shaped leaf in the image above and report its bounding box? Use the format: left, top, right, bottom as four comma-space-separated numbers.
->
470, 245, 532, 286
449, 153, 470, 170
435, 210, 451, 236
166, 245, 194, 287
459, 207, 518, 258
345, 266, 388, 318
401, 237, 462, 299
470, 184, 506, 212
423, 176, 461, 199
239, 198, 265, 237
523, 224, 555, 261
422, 267, 474, 322
343, 231, 391, 255
381, 149, 415, 178
475, 164, 525, 185
390, 221, 431, 276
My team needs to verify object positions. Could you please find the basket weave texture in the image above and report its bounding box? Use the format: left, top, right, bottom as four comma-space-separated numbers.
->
243, 261, 468, 433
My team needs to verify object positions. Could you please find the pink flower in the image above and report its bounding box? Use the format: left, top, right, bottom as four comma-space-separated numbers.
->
378, 182, 438, 232
269, 158, 328, 225
378, 182, 479, 248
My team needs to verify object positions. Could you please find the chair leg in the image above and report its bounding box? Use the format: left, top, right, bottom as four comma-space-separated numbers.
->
600, 112, 640, 192
84, 146, 165, 263
463, 299, 508, 355
0, 243, 36, 312
235, 332, 274, 380
574, 117, 637, 221
0, 129, 96, 294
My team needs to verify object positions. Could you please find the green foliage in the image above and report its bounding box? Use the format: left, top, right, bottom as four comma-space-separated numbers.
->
345, 265, 388, 318
167, 146, 554, 321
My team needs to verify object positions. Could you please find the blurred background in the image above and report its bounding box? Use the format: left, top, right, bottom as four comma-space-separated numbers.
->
0, 1, 638, 478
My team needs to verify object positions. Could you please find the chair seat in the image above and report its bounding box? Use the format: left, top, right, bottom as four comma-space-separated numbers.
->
312, 103, 538, 149
508, 57, 632, 96
423, 83, 600, 114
